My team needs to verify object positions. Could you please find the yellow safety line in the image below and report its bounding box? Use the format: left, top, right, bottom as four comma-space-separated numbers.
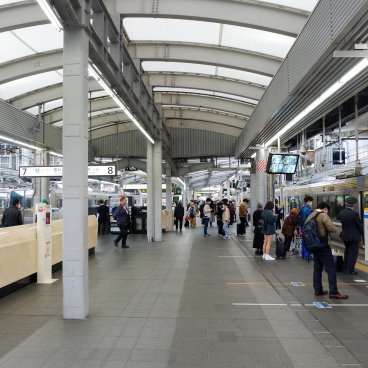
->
355, 260, 368, 273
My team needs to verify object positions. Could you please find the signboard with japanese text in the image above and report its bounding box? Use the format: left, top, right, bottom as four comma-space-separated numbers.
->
19, 165, 116, 177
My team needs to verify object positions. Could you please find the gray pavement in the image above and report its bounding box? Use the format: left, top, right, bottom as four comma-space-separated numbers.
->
0, 224, 367, 367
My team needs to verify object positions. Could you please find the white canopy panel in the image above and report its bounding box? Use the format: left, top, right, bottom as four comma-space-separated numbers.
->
124, 18, 295, 58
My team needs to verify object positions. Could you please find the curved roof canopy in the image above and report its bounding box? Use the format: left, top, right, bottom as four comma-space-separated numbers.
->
0, 0, 318, 188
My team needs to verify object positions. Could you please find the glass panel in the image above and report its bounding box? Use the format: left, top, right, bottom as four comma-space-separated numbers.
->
336, 195, 344, 218
328, 195, 337, 219
13, 25, 63, 53
260, 0, 318, 11
0, 70, 63, 100
0, 32, 34, 63
124, 18, 220, 44
125, 18, 295, 58
222, 25, 295, 58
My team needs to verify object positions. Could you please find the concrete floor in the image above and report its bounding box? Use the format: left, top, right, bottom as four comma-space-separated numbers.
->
0, 223, 367, 368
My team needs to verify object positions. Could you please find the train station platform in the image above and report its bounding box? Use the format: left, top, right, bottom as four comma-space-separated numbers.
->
0, 226, 367, 368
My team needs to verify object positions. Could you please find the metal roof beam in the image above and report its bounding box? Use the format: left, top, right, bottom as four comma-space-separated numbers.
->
105, 0, 309, 37
142, 73, 266, 101
165, 119, 241, 137
128, 42, 281, 77
155, 93, 255, 117
163, 109, 247, 129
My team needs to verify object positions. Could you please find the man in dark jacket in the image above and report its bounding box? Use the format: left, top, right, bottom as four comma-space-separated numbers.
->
97, 199, 110, 235
338, 197, 363, 275
113, 196, 131, 248
174, 201, 185, 231
1, 198, 23, 227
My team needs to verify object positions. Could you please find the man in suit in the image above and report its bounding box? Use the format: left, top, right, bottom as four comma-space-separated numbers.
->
338, 197, 363, 275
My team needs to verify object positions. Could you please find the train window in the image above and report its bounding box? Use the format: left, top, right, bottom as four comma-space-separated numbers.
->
328, 195, 337, 219
336, 195, 344, 218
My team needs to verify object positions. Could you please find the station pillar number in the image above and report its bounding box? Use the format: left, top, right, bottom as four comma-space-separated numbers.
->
36, 203, 57, 284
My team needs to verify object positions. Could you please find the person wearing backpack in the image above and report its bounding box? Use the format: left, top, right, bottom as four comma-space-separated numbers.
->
282, 208, 300, 252
305, 201, 348, 299
252, 202, 264, 255
300, 195, 314, 260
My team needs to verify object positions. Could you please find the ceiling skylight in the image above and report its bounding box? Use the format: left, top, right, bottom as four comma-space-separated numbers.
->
0, 71, 63, 100
124, 18, 295, 58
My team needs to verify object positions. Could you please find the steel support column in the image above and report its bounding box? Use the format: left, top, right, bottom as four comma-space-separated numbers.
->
256, 149, 267, 207
153, 141, 162, 241
146, 142, 154, 242
41, 150, 49, 204
62, 25, 89, 319
166, 167, 172, 210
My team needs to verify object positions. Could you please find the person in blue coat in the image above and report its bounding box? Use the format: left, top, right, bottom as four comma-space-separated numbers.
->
300, 195, 313, 260
113, 196, 131, 248
338, 197, 363, 275
261, 201, 278, 260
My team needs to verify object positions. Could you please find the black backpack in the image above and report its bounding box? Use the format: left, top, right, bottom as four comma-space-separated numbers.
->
302, 212, 326, 252
257, 218, 264, 230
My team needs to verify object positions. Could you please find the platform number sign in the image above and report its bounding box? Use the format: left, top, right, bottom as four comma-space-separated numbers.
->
19, 165, 116, 177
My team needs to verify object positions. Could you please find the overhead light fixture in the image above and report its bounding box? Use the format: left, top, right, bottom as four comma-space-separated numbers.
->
265, 58, 368, 147
176, 177, 186, 189
251, 153, 256, 158
36, 0, 63, 32
88, 64, 155, 144
49, 151, 63, 158
0, 135, 42, 151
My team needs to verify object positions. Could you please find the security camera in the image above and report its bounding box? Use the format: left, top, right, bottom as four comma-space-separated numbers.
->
300, 149, 307, 155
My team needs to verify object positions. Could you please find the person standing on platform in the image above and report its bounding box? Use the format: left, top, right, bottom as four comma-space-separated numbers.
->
188, 202, 196, 228
338, 197, 363, 275
216, 200, 225, 237
113, 196, 131, 248
300, 195, 314, 260
238, 198, 248, 236
261, 201, 278, 260
222, 199, 232, 239
97, 199, 110, 235
174, 201, 185, 231
252, 202, 264, 255
282, 208, 300, 252
203, 198, 212, 237
1, 198, 23, 227
306, 202, 348, 299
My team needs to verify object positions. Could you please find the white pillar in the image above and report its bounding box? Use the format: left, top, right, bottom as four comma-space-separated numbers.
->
256, 149, 267, 207
250, 172, 257, 225
33, 151, 42, 205
226, 181, 231, 199
146, 142, 154, 242
41, 150, 49, 203
153, 141, 162, 241
62, 25, 89, 319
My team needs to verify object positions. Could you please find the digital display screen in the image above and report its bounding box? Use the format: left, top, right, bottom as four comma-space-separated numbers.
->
266, 153, 299, 174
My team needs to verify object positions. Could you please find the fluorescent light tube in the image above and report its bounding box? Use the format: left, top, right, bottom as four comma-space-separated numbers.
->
36, 0, 63, 32
88, 64, 155, 144
0, 135, 42, 151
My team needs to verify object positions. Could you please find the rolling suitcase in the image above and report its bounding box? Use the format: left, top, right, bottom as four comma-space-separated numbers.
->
275, 237, 287, 259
